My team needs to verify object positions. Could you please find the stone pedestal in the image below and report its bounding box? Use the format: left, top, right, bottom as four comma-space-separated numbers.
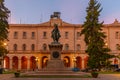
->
46, 42, 65, 70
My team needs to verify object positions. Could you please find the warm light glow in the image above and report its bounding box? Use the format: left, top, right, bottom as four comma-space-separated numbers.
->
4, 42, 7, 46
72, 57, 76, 62
105, 43, 108, 46
35, 57, 39, 61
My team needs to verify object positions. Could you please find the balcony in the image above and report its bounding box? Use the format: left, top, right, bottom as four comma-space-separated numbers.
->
8, 50, 86, 54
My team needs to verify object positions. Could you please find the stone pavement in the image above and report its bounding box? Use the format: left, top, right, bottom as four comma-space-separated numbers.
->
0, 73, 120, 80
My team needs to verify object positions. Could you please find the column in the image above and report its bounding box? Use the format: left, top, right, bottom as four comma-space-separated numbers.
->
82, 58, 85, 69
27, 59, 30, 70
9, 58, 12, 70
18, 58, 21, 70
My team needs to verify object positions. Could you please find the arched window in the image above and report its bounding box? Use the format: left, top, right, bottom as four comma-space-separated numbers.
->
14, 32, 18, 39
65, 44, 69, 50
116, 44, 120, 50
76, 32, 80, 39
65, 32, 68, 39
115, 32, 119, 39
23, 32, 27, 39
22, 44, 26, 51
43, 44, 47, 51
31, 32, 35, 39
77, 44, 81, 51
31, 44, 35, 51
13, 44, 17, 51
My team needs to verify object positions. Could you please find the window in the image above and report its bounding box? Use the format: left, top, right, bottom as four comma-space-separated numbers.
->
43, 44, 47, 51
31, 32, 35, 39
23, 32, 27, 39
13, 44, 17, 51
14, 32, 18, 39
116, 44, 120, 50
76, 32, 80, 39
65, 44, 69, 50
31, 44, 35, 51
115, 32, 120, 39
43, 32, 47, 39
77, 44, 81, 51
65, 32, 68, 39
22, 44, 26, 51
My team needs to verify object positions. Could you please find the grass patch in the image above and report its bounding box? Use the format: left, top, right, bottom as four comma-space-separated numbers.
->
3, 71, 15, 74
20, 75, 92, 78
99, 71, 120, 74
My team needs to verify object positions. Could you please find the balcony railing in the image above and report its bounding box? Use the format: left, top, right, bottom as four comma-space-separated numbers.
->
8, 50, 86, 54
8, 50, 120, 55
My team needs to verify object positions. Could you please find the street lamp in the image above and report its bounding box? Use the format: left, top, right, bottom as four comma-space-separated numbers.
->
35, 57, 39, 70
72, 57, 76, 68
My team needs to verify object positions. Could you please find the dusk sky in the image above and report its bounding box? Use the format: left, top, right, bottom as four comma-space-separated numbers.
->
4, 0, 120, 24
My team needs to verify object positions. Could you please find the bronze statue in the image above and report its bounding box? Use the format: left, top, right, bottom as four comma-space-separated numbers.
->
51, 24, 61, 42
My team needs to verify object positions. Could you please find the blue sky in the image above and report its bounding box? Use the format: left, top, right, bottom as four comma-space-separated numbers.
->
4, 0, 120, 24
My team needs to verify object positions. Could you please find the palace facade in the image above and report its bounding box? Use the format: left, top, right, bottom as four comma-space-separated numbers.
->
3, 12, 120, 70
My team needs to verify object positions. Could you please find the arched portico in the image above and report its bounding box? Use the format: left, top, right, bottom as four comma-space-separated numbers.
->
30, 56, 36, 70
41, 56, 48, 68
84, 56, 88, 68
12, 56, 18, 70
76, 56, 82, 69
21, 56, 27, 70
4, 56, 10, 69
63, 56, 70, 67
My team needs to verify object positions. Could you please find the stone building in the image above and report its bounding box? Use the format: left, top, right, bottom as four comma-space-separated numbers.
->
3, 13, 120, 70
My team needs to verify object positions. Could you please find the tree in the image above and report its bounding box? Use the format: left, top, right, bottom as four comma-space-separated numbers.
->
80, 0, 113, 71
0, 0, 10, 73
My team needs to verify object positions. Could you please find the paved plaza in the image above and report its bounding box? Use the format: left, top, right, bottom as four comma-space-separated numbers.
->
0, 73, 120, 80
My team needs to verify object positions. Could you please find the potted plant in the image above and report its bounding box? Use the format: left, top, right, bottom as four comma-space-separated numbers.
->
91, 71, 99, 78
14, 70, 20, 77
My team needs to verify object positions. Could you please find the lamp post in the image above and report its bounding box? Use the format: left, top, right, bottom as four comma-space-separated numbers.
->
73, 57, 76, 68
35, 57, 39, 70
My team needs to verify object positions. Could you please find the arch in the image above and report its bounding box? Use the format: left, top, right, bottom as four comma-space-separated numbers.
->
84, 56, 88, 68
12, 56, 18, 70
22, 44, 26, 51
76, 44, 81, 51
64, 44, 69, 50
76, 56, 82, 69
13, 44, 17, 51
43, 44, 47, 51
21, 56, 27, 70
30, 56, 36, 70
63, 56, 70, 67
41, 56, 48, 68
114, 58, 118, 65
4, 56, 10, 69
31, 44, 35, 51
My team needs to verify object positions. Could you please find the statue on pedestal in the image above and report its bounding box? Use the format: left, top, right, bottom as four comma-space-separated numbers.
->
51, 24, 61, 42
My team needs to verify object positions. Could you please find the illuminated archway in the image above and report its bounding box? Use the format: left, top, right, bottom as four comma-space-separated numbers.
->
12, 56, 18, 70
21, 56, 27, 70
63, 56, 70, 67
84, 56, 88, 68
41, 56, 48, 68
30, 56, 36, 70
76, 56, 82, 69
114, 58, 118, 65
4, 56, 10, 69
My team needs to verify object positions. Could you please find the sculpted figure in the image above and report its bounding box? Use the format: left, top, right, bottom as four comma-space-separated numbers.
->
51, 24, 61, 42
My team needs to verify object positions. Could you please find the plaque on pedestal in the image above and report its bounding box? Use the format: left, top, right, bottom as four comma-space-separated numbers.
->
46, 43, 65, 70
